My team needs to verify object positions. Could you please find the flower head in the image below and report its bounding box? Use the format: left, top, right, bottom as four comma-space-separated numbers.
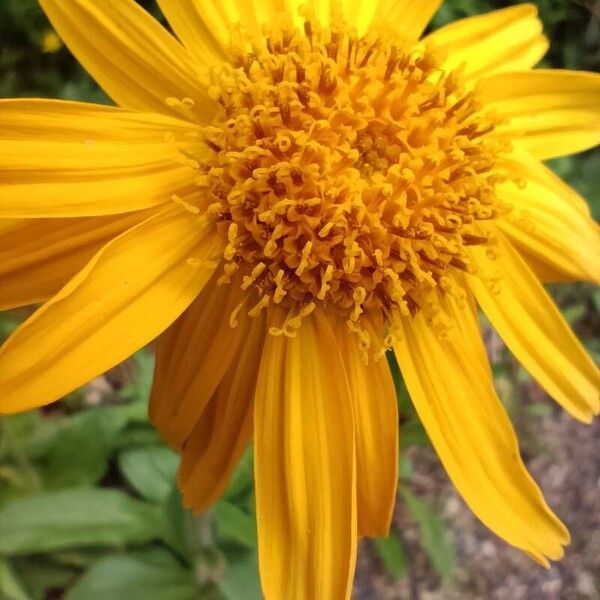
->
1, 1, 599, 598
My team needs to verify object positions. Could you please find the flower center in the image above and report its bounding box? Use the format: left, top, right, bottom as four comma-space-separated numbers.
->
196, 19, 507, 337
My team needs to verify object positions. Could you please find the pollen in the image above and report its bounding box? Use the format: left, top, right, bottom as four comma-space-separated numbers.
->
194, 17, 509, 333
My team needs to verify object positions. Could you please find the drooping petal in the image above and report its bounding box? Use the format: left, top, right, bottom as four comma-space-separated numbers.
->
0, 207, 222, 414
496, 149, 600, 284
149, 278, 249, 449
478, 70, 600, 160
0, 209, 156, 310
39, 0, 215, 120
177, 312, 266, 513
254, 310, 356, 600
394, 294, 569, 565
336, 321, 398, 537
468, 231, 600, 422
425, 5, 547, 79
0, 100, 201, 218
371, 0, 442, 43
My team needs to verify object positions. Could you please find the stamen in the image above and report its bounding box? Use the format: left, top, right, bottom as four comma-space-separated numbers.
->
186, 17, 506, 339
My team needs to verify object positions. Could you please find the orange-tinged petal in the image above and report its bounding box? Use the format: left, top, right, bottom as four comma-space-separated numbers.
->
425, 5, 547, 79
496, 149, 600, 284
177, 312, 266, 513
0, 209, 156, 310
394, 295, 569, 565
0, 207, 222, 414
0, 100, 201, 218
150, 279, 249, 449
254, 310, 356, 600
478, 70, 600, 159
372, 0, 442, 43
39, 0, 215, 120
468, 231, 600, 422
336, 321, 398, 537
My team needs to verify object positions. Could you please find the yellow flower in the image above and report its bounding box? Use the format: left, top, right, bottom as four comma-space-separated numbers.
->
1, 0, 599, 597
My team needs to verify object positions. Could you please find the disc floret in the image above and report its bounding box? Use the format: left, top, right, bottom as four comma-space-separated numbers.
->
194, 18, 507, 335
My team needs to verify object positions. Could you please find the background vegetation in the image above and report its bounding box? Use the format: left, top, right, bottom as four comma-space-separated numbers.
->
0, 1, 598, 598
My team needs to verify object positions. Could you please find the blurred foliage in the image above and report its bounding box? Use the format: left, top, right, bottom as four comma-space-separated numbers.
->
0, 0, 599, 598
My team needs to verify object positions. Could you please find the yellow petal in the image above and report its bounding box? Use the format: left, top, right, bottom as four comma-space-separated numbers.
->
0, 100, 201, 218
156, 0, 228, 66
254, 310, 356, 600
177, 312, 266, 513
372, 0, 442, 43
394, 294, 569, 564
0, 98, 198, 141
468, 231, 600, 422
150, 279, 249, 449
0, 207, 222, 414
425, 5, 547, 79
39, 0, 215, 120
157, 0, 278, 57
336, 321, 398, 537
0, 209, 156, 310
478, 70, 600, 160
496, 149, 600, 284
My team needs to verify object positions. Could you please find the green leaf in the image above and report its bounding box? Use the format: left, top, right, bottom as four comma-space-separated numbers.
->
401, 488, 455, 584
214, 502, 256, 548
11, 557, 76, 600
43, 408, 130, 488
372, 534, 406, 579
224, 448, 253, 501
399, 419, 430, 448
0, 489, 163, 556
387, 351, 412, 416
0, 559, 31, 600
118, 446, 179, 503
67, 549, 198, 600
219, 553, 261, 600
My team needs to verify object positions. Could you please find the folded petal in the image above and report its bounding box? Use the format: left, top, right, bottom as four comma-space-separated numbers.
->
150, 278, 249, 449
0, 209, 155, 310
254, 310, 356, 600
425, 5, 547, 79
468, 231, 600, 422
0, 207, 222, 414
336, 321, 398, 537
394, 294, 569, 565
0, 100, 201, 218
478, 70, 600, 160
39, 0, 215, 120
496, 149, 600, 284
177, 312, 266, 513
371, 0, 442, 43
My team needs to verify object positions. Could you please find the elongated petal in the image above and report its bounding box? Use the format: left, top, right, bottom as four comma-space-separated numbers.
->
158, 0, 281, 58
479, 70, 600, 159
0, 208, 222, 414
0, 99, 198, 141
425, 5, 547, 79
0, 100, 201, 218
372, 0, 442, 43
0, 209, 155, 310
394, 295, 569, 564
496, 149, 600, 284
177, 313, 266, 513
254, 310, 356, 600
150, 279, 249, 449
468, 231, 600, 422
336, 322, 398, 537
39, 0, 215, 120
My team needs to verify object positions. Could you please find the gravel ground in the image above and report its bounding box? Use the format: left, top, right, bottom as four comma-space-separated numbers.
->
354, 384, 600, 600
